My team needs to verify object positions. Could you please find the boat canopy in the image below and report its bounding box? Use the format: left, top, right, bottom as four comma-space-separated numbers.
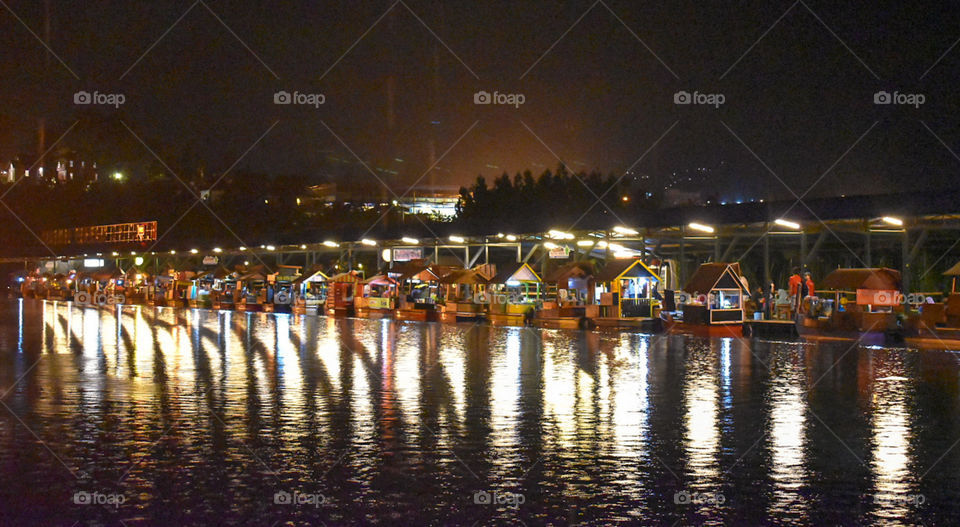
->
363, 274, 397, 286
492, 263, 541, 284
682, 262, 749, 295
293, 266, 329, 285
820, 268, 902, 291
545, 261, 596, 284
439, 268, 489, 285
944, 261, 960, 276
595, 259, 659, 283
328, 271, 364, 283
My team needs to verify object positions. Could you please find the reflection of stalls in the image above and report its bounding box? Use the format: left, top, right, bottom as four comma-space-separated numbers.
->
267, 264, 301, 313
236, 266, 271, 312
488, 263, 541, 326
326, 271, 363, 316
356, 274, 398, 318
594, 259, 661, 319
681, 262, 749, 325
815, 268, 902, 333
292, 267, 329, 315
438, 268, 489, 323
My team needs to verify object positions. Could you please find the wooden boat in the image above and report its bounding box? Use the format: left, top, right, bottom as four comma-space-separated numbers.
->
486, 263, 541, 326
355, 274, 398, 318
792, 268, 904, 344
589, 259, 665, 330
292, 267, 328, 315
392, 261, 450, 322
668, 262, 749, 335
326, 271, 363, 316
438, 268, 489, 323
268, 265, 302, 314
236, 266, 271, 312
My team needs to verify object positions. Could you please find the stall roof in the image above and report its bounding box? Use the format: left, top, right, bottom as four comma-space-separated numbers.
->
944, 261, 960, 277
683, 262, 748, 294
328, 271, 364, 283
492, 263, 541, 284
363, 274, 397, 286
821, 268, 902, 291
293, 266, 329, 285
545, 261, 596, 284
595, 259, 659, 283
238, 264, 271, 281
439, 268, 489, 285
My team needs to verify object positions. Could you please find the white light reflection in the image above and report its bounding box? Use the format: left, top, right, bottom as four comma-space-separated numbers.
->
683, 344, 720, 485
768, 352, 808, 515
870, 357, 915, 521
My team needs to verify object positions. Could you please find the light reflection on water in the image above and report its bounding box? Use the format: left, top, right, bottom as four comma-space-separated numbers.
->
0, 299, 958, 525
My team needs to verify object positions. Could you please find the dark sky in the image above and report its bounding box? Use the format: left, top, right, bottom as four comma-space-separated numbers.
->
2, 0, 959, 199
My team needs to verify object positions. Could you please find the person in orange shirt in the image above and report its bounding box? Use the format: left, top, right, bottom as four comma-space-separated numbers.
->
788, 267, 802, 315
804, 271, 815, 300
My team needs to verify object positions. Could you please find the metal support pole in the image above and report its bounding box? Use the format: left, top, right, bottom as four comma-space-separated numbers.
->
865, 230, 871, 267
902, 229, 911, 294
763, 232, 770, 287
800, 231, 808, 270
679, 230, 686, 287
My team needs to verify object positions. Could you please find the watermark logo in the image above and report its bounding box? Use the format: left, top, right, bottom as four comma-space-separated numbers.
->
674, 90, 725, 108
74, 91, 126, 108
674, 490, 725, 506
473, 90, 525, 108
274, 490, 327, 508
274, 90, 325, 108
473, 489, 525, 510
73, 491, 126, 508
472, 291, 525, 305
873, 291, 930, 305
874, 91, 925, 108
73, 292, 125, 306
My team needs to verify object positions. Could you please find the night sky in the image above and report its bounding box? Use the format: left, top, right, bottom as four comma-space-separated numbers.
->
2, 0, 959, 199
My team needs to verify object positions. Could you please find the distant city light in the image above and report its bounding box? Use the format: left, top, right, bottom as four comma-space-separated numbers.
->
688, 222, 715, 234
613, 226, 638, 236
882, 216, 904, 226
774, 218, 800, 230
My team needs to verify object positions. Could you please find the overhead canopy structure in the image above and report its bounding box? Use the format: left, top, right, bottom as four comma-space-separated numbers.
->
683, 262, 748, 295
821, 268, 902, 291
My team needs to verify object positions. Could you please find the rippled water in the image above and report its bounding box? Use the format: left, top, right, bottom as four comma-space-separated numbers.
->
1, 299, 959, 525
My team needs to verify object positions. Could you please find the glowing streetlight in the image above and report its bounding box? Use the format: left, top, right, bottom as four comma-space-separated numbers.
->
576, 240, 594, 247
548, 229, 574, 240
323, 241, 339, 248
213, 247, 222, 253
613, 226, 638, 236
505, 234, 517, 242
449, 235, 465, 243
401, 237, 419, 244
190, 249, 198, 254
882, 216, 903, 226
543, 241, 558, 249
688, 222, 715, 234
265, 245, 276, 251
361, 239, 377, 246
774, 218, 800, 230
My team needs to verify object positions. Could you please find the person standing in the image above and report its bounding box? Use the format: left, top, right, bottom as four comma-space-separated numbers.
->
788, 267, 803, 316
